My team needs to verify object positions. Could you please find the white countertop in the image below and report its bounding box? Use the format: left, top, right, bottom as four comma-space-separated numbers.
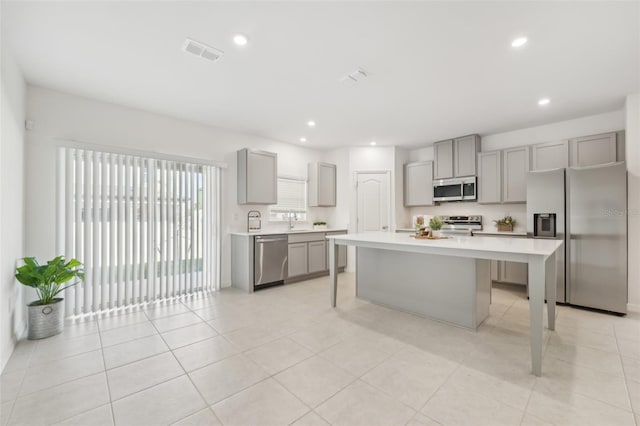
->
326, 231, 562, 260
473, 230, 527, 237
230, 228, 347, 237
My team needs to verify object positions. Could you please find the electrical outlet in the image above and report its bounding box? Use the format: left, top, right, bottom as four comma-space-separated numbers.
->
233, 213, 239, 221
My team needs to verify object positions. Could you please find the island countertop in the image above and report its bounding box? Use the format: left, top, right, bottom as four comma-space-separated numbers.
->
326, 232, 562, 260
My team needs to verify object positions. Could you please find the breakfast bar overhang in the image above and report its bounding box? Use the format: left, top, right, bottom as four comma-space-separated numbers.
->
327, 232, 563, 377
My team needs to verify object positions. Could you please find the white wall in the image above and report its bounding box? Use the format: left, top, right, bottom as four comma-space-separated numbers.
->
0, 44, 27, 371
626, 93, 640, 308
24, 86, 328, 288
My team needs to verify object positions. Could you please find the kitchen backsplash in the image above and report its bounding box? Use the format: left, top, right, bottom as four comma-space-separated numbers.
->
406, 203, 527, 233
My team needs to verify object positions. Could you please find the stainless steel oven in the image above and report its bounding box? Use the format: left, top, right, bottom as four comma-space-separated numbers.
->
433, 177, 477, 202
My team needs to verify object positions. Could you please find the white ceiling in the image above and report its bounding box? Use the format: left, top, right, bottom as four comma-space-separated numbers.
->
3, 1, 639, 149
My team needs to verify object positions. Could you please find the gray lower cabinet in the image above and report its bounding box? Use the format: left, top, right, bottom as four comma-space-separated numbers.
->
325, 243, 347, 269
288, 242, 308, 277
287, 231, 347, 281
570, 132, 617, 167
490, 260, 528, 286
308, 241, 326, 273
237, 149, 277, 204
531, 140, 569, 171
404, 161, 433, 206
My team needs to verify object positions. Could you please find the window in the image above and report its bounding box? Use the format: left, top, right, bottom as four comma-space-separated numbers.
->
269, 177, 307, 221
59, 147, 221, 315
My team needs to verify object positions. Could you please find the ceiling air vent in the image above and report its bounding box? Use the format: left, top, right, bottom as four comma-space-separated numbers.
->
182, 38, 224, 62
340, 68, 369, 86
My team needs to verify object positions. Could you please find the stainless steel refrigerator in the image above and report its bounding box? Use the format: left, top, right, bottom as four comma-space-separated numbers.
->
526, 162, 627, 313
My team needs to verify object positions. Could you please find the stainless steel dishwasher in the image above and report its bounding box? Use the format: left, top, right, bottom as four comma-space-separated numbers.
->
254, 235, 288, 289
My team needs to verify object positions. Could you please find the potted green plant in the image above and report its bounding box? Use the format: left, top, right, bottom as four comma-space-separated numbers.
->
15, 256, 84, 339
313, 221, 327, 230
429, 216, 444, 238
494, 215, 516, 232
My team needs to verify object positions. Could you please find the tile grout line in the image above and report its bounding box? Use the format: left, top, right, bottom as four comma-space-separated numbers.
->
143, 304, 225, 426
4, 340, 39, 424
95, 315, 116, 426
613, 324, 639, 420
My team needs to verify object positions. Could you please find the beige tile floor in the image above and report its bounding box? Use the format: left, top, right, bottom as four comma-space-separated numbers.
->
1, 273, 639, 426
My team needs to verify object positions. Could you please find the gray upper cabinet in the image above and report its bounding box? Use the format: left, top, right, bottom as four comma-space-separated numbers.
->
433, 140, 454, 179
308, 162, 336, 207
477, 151, 501, 204
237, 149, 277, 204
570, 132, 617, 167
531, 140, 569, 171
404, 161, 433, 206
478, 146, 528, 204
454, 135, 480, 177
502, 147, 530, 203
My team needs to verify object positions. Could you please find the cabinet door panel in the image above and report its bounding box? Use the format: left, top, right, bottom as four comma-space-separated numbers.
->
308, 241, 326, 273
338, 246, 347, 268
404, 162, 433, 206
502, 147, 530, 203
454, 135, 479, 177
478, 151, 501, 204
570, 132, 617, 167
434, 140, 454, 179
491, 260, 499, 281
317, 163, 336, 206
501, 261, 528, 285
288, 243, 308, 277
247, 151, 277, 204
531, 141, 569, 171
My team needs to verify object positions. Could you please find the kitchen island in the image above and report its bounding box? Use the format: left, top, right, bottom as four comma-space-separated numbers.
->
326, 232, 562, 376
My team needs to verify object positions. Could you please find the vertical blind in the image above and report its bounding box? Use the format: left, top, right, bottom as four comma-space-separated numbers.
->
59, 147, 221, 316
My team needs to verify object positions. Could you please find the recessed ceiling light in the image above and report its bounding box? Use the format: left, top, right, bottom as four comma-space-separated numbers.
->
299, 137, 307, 142
307, 121, 316, 127
538, 98, 551, 106
370, 141, 377, 146
511, 37, 528, 48
233, 34, 249, 46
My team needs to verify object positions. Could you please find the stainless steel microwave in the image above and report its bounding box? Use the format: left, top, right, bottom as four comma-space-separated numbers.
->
433, 177, 477, 202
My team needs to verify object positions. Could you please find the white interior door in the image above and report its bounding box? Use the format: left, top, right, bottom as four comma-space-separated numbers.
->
356, 172, 390, 232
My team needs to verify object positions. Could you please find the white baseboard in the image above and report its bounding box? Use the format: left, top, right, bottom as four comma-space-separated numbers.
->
627, 303, 640, 313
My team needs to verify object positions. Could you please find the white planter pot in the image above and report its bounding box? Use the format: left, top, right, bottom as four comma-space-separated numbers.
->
27, 298, 64, 339
431, 230, 442, 238
313, 225, 327, 230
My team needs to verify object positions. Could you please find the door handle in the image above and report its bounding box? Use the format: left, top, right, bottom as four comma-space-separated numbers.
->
382, 226, 388, 231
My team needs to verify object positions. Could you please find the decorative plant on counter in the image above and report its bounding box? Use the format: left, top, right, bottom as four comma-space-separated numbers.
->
313, 221, 327, 226
313, 221, 328, 230
15, 256, 84, 339
494, 215, 516, 232
428, 216, 443, 231
429, 216, 444, 237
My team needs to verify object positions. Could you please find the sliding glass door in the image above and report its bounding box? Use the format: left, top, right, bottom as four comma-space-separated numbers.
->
59, 147, 221, 315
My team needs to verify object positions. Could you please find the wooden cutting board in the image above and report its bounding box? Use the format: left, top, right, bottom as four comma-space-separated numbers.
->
410, 235, 450, 240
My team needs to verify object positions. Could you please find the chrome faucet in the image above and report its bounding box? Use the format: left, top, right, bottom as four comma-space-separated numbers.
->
288, 212, 298, 230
